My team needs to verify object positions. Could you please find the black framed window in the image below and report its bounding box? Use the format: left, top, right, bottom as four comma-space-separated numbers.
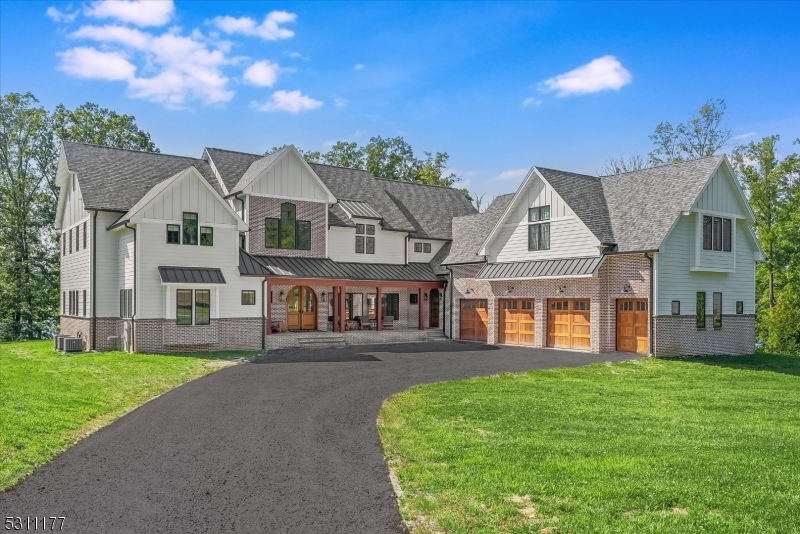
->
367, 294, 377, 318
529, 205, 551, 222
265, 218, 279, 248
414, 242, 422, 253
671, 301, 680, 315
83, 221, 87, 250
83, 290, 87, 317
241, 290, 256, 305
176, 289, 192, 325
344, 293, 355, 320
410, 293, 419, 304
381, 293, 400, 320
355, 235, 365, 253
723, 218, 732, 252
736, 301, 743, 314
167, 224, 180, 244
366, 236, 375, 254
366, 224, 375, 235
356, 223, 365, 234
69, 228, 72, 254
696, 292, 706, 328
195, 290, 211, 325
356, 223, 373, 254
280, 203, 296, 249
62, 233, 66, 255
713, 292, 722, 328
423, 243, 431, 253
297, 220, 311, 250
183, 212, 198, 245
528, 222, 550, 251
703, 215, 733, 252
200, 226, 213, 246
703, 216, 713, 250
713, 217, 722, 250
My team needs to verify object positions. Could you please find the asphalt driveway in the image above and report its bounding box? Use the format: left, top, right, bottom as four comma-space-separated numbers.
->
1, 342, 633, 533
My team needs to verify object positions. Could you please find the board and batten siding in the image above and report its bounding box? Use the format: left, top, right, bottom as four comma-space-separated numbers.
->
136, 222, 261, 319
60, 174, 91, 315
692, 165, 750, 215
487, 174, 600, 262
408, 238, 447, 263
656, 215, 755, 316
328, 222, 407, 264
248, 151, 331, 202
140, 172, 238, 226
61, 174, 87, 230
94, 212, 121, 317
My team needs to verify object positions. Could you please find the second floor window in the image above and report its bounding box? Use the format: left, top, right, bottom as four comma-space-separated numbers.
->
200, 226, 213, 246
264, 203, 311, 250
356, 223, 375, 254
528, 206, 551, 251
183, 212, 198, 245
702, 215, 732, 252
167, 224, 180, 244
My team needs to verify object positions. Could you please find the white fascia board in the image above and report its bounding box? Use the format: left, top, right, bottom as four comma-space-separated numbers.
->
240, 146, 338, 204
202, 148, 230, 197
477, 166, 537, 256
54, 146, 71, 230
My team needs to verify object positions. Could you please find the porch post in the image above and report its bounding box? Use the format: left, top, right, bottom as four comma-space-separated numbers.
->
338, 285, 345, 333
376, 286, 383, 331
332, 285, 338, 333
265, 279, 270, 336
418, 287, 424, 330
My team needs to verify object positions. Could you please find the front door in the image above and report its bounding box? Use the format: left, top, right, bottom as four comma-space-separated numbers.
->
499, 299, 535, 346
286, 286, 317, 331
617, 299, 649, 354
429, 289, 440, 328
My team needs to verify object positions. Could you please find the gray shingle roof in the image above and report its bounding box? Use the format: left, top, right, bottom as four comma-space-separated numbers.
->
63, 142, 222, 211
476, 256, 602, 280
430, 241, 452, 275
441, 194, 514, 265
379, 178, 477, 239
204, 147, 262, 193
599, 156, 724, 252
158, 266, 226, 284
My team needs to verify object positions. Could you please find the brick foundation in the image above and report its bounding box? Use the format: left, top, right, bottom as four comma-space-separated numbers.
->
653, 314, 756, 357
132, 318, 265, 353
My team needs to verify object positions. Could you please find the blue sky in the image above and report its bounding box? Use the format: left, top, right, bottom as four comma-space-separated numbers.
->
1, 1, 798, 198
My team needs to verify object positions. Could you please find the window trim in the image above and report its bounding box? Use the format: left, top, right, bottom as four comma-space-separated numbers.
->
366, 236, 375, 254
182, 212, 199, 245
166, 224, 181, 244
200, 226, 213, 246
736, 301, 743, 314
702, 214, 733, 253
423, 243, 431, 253
528, 222, 551, 251
241, 290, 256, 305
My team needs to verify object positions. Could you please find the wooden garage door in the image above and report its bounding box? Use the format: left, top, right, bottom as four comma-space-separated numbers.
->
617, 299, 649, 354
460, 299, 488, 341
499, 299, 535, 346
547, 299, 591, 350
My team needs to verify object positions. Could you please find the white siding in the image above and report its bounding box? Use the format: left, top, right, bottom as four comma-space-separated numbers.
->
657, 216, 755, 316
328, 222, 407, 264
487, 175, 599, 262
59, 174, 91, 315
408, 238, 447, 263
139, 172, 238, 226
95, 212, 121, 317
61, 174, 88, 229
249, 151, 330, 202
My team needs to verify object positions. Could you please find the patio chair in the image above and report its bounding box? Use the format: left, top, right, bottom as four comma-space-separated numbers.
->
382, 315, 395, 329
357, 315, 372, 330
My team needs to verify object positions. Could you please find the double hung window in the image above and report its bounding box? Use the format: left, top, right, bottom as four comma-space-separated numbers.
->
528, 206, 551, 251
356, 224, 375, 254
183, 213, 198, 245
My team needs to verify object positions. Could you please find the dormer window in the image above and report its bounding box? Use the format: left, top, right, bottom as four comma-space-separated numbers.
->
356, 224, 375, 254
702, 215, 732, 252
414, 242, 432, 253
528, 205, 551, 251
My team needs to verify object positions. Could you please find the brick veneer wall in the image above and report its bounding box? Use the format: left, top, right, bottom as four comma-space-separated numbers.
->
132, 318, 264, 353
654, 315, 755, 357
268, 284, 330, 332
59, 316, 91, 349
447, 254, 652, 354
248, 197, 326, 258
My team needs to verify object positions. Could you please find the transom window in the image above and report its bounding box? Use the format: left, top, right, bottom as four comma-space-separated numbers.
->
356, 223, 375, 254
528, 205, 551, 251
265, 203, 311, 250
702, 215, 732, 252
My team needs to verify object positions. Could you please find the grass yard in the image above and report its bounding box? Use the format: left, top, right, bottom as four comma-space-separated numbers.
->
0, 340, 256, 490
378, 354, 800, 534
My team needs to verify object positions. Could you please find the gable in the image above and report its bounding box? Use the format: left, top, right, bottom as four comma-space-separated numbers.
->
692, 160, 754, 221
236, 148, 336, 203
113, 167, 245, 230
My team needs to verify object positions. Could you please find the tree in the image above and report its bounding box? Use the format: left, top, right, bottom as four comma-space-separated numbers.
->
471, 191, 487, 212
363, 136, 418, 181
321, 141, 365, 169
598, 152, 649, 175
416, 151, 457, 187
649, 99, 731, 165
732, 135, 800, 309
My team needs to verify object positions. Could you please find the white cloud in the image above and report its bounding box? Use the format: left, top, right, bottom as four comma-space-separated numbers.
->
494, 168, 528, 181
211, 11, 296, 40
46, 6, 78, 23
66, 25, 234, 107
523, 97, 542, 107
285, 51, 309, 60
333, 96, 347, 108
58, 46, 136, 80
353, 64, 365, 70
733, 132, 756, 140
243, 60, 280, 87
540, 55, 632, 97
84, 0, 174, 27
252, 90, 322, 113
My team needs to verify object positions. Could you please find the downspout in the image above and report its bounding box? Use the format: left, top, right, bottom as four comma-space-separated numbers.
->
405, 235, 410, 264
442, 279, 447, 336
91, 210, 97, 350
645, 252, 654, 355
262, 277, 267, 350
234, 193, 245, 250
447, 266, 454, 339
125, 223, 136, 353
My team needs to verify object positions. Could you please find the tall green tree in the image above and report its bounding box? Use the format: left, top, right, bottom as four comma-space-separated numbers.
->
732, 135, 800, 309
649, 99, 731, 165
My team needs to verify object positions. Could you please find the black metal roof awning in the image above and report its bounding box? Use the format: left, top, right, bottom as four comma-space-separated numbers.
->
476, 256, 603, 280
158, 266, 226, 285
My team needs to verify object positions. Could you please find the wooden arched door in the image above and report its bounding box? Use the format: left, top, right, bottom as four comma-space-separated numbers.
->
286, 286, 317, 331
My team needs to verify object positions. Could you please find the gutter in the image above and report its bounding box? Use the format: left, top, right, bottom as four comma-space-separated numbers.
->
447, 266, 454, 339
405, 235, 409, 264
91, 211, 97, 350
124, 223, 137, 353
645, 252, 654, 356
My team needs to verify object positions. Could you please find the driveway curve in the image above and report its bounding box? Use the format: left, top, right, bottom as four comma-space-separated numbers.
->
1, 342, 631, 533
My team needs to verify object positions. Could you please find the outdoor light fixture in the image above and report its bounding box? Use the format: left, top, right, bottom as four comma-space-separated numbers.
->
621, 283, 632, 294
506, 286, 514, 294
556, 285, 567, 294
279, 290, 285, 302
322, 291, 327, 299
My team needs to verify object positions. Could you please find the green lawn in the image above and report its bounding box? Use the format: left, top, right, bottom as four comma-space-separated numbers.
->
379, 355, 800, 534
0, 340, 256, 490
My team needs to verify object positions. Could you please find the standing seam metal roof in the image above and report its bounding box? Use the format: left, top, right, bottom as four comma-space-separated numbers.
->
251, 255, 441, 282
158, 266, 227, 284
476, 256, 602, 280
